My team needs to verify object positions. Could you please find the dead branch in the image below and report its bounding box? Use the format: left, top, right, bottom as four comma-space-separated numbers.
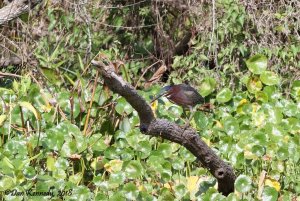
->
91, 59, 236, 196
0, 0, 42, 25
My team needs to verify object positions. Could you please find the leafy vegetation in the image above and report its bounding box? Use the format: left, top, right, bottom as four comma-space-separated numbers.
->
1, 0, 300, 200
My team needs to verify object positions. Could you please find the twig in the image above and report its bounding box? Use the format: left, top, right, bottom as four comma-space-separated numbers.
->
83, 71, 99, 136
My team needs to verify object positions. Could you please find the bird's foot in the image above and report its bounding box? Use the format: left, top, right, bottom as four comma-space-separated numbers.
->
182, 122, 190, 131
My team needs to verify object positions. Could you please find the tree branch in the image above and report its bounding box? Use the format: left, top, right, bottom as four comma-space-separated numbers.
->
91, 59, 236, 196
0, 0, 42, 25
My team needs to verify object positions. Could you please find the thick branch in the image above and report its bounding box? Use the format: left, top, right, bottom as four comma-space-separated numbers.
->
0, 0, 42, 25
91, 59, 236, 196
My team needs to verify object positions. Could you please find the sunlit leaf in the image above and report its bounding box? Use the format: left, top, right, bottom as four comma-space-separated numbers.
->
216, 88, 233, 103
262, 186, 278, 201
260, 71, 280, 85
104, 159, 123, 173
124, 160, 143, 179
19, 101, 41, 120
199, 77, 216, 97
246, 54, 268, 74
265, 178, 281, 192
247, 76, 262, 94
235, 175, 252, 193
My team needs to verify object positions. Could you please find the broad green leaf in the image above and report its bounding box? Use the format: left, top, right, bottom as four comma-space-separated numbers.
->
109, 172, 126, 187
235, 175, 252, 193
247, 76, 262, 94
122, 183, 139, 200
194, 111, 208, 130
246, 54, 268, 74
115, 97, 133, 115
40, 67, 62, 86
124, 160, 143, 179
0, 176, 15, 191
222, 116, 240, 136
157, 143, 173, 158
216, 88, 233, 103
262, 186, 278, 201
291, 80, 300, 101
199, 77, 216, 97
260, 71, 280, 85
104, 159, 123, 173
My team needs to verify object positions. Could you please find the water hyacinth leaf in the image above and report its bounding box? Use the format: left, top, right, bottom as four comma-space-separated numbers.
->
260, 71, 280, 85
291, 80, 300, 101
157, 143, 173, 158
246, 54, 268, 74
104, 147, 120, 160
216, 88, 233, 103
122, 183, 139, 200
179, 148, 196, 162
251, 145, 265, 157
194, 111, 208, 130
119, 117, 131, 133
255, 91, 268, 103
23, 166, 36, 179
199, 77, 216, 97
222, 116, 240, 136
124, 160, 143, 179
115, 97, 133, 115
104, 159, 123, 173
109, 172, 126, 187
136, 140, 152, 159
277, 146, 289, 161
172, 157, 185, 170
0, 176, 15, 191
262, 186, 278, 201
89, 134, 108, 151
247, 76, 262, 94
235, 175, 252, 193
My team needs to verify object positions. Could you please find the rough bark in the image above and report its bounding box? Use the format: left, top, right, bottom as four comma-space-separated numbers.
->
0, 0, 42, 25
91, 59, 236, 196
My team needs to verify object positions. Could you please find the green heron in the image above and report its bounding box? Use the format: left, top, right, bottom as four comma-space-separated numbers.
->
151, 83, 207, 126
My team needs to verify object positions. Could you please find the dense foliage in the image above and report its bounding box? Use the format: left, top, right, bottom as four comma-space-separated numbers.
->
0, 0, 299, 200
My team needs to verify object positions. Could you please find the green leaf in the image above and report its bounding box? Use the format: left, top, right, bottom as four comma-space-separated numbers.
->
199, 77, 216, 97
247, 76, 262, 94
235, 175, 252, 193
246, 54, 268, 74
0, 176, 15, 191
262, 186, 278, 201
222, 116, 240, 136
0, 115, 7, 126
157, 143, 173, 158
260, 71, 280, 85
124, 160, 143, 179
19, 101, 41, 120
291, 80, 300, 101
216, 88, 233, 103
115, 98, 133, 115
122, 183, 139, 200
194, 111, 208, 130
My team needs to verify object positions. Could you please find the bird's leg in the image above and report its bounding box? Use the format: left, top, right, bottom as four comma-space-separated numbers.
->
183, 106, 196, 129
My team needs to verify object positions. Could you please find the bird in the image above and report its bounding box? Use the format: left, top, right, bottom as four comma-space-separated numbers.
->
151, 83, 208, 127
